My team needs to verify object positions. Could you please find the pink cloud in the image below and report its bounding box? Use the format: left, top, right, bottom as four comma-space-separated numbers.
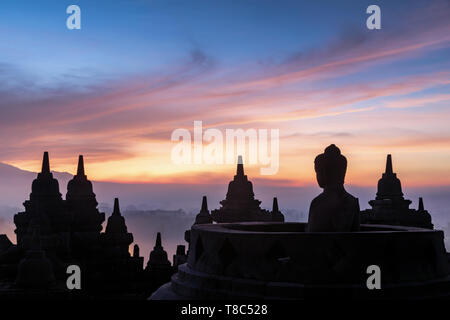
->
0, 1, 449, 186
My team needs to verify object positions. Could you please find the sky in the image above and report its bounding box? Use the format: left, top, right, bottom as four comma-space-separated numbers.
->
0, 0, 449, 188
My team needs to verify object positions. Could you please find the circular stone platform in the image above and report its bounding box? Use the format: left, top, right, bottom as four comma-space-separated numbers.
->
151, 222, 450, 299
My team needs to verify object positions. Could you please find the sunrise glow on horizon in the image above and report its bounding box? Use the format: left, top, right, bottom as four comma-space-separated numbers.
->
0, 0, 449, 188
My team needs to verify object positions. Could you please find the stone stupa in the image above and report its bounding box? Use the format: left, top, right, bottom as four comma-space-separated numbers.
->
151, 144, 450, 300
361, 155, 433, 229
14, 152, 71, 255
146, 233, 171, 270
66, 155, 105, 233
211, 156, 283, 223
194, 196, 213, 225
144, 233, 173, 296
101, 198, 134, 258
271, 197, 285, 222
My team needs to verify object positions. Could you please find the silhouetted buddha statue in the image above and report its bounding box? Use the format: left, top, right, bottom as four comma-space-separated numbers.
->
307, 144, 360, 232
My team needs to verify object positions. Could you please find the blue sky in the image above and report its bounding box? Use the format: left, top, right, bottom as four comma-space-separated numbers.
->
0, 0, 440, 82
0, 0, 448, 187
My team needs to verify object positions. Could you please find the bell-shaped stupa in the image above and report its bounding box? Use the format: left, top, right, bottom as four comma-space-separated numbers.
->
67, 155, 105, 233
14, 152, 69, 249
146, 233, 171, 270
194, 196, 213, 224
271, 197, 285, 222
211, 156, 279, 222
101, 198, 133, 257
376, 154, 405, 201
361, 155, 433, 229
30, 152, 62, 201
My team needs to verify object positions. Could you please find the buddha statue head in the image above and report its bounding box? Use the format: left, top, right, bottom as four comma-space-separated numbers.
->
314, 144, 347, 189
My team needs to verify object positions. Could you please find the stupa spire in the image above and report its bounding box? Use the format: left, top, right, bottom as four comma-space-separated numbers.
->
385, 154, 393, 175
272, 197, 279, 212
194, 196, 213, 224
271, 197, 285, 222
112, 198, 121, 216
77, 155, 85, 176
201, 196, 208, 212
375, 154, 404, 200
41, 152, 50, 174
15, 224, 56, 289
236, 155, 244, 177
418, 197, 424, 211
155, 232, 162, 249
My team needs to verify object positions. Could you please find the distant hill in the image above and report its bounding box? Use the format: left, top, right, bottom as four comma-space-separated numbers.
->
0, 161, 448, 219
0, 162, 73, 207
0, 162, 448, 235
0, 162, 448, 261
0, 161, 317, 214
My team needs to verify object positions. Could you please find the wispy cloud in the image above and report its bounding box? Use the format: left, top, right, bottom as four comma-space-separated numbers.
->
0, 1, 449, 186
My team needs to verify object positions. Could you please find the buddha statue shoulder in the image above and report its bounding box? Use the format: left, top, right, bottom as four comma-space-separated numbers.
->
307, 144, 360, 232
